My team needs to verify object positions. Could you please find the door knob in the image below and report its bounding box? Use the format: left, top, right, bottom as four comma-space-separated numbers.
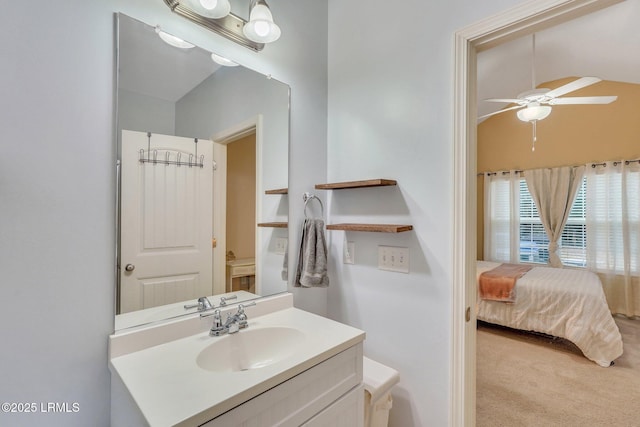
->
125, 264, 135, 272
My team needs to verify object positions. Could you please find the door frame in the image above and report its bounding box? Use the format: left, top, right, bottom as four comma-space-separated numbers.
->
451, 0, 624, 424
211, 115, 264, 296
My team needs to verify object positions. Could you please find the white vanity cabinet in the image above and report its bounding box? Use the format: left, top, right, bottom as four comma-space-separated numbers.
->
109, 297, 366, 427
203, 344, 363, 427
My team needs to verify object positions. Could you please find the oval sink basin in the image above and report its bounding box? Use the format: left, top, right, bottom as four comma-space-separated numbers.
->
196, 327, 307, 372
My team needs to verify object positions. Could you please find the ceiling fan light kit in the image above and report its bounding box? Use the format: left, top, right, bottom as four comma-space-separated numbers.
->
516, 103, 552, 122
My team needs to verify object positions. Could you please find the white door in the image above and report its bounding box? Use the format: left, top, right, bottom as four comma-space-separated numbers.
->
120, 130, 213, 313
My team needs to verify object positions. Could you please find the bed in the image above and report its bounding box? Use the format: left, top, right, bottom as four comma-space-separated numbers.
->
477, 260, 624, 367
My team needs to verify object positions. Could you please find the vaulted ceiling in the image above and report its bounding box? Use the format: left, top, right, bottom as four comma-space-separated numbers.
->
477, 0, 640, 121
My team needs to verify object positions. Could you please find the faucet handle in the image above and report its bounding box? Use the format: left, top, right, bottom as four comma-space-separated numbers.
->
219, 295, 238, 306
184, 302, 200, 310
237, 301, 256, 314
236, 301, 256, 328
200, 307, 221, 318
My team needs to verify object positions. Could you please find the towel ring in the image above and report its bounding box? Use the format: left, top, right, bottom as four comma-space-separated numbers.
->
303, 192, 324, 219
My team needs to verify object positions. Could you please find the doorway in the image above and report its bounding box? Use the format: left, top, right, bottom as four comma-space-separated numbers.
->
225, 132, 257, 293
212, 115, 263, 296
451, 0, 625, 424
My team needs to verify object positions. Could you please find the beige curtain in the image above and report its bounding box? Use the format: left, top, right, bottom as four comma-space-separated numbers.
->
585, 161, 640, 317
524, 166, 585, 268
483, 171, 520, 263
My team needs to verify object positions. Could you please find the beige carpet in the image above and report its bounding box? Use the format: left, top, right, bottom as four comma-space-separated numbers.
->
477, 316, 640, 427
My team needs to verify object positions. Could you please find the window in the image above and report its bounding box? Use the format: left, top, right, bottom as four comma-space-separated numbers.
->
518, 179, 548, 264
486, 165, 639, 273
586, 164, 640, 274
518, 178, 587, 267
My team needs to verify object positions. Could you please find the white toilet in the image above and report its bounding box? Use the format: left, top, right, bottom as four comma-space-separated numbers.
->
363, 356, 400, 427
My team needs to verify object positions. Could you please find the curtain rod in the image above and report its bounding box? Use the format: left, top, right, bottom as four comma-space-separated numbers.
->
590, 159, 640, 168
478, 158, 640, 176
480, 170, 523, 177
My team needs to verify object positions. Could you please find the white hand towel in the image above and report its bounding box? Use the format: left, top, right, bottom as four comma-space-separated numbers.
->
294, 218, 329, 287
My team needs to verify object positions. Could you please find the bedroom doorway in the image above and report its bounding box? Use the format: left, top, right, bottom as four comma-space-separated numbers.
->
451, 0, 626, 424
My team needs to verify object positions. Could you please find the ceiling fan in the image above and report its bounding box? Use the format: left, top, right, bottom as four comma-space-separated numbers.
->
478, 34, 618, 150
478, 76, 618, 121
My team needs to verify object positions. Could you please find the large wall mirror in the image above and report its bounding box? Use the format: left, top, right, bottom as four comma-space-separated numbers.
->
115, 13, 289, 331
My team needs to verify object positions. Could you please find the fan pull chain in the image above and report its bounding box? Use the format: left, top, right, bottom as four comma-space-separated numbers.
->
532, 121, 537, 152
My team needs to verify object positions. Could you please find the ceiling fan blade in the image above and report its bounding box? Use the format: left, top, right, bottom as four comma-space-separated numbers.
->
548, 95, 618, 105
545, 77, 601, 98
484, 98, 525, 104
477, 105, 524, 120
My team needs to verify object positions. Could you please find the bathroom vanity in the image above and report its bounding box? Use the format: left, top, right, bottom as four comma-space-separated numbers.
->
109, 293, 365, 426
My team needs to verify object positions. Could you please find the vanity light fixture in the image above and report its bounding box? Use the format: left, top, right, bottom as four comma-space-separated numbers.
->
185, 0, 231, 19
162, 0, 282, 52
211, 52, 239, 67
243, 0, 281, 43
155, 26, 195, 49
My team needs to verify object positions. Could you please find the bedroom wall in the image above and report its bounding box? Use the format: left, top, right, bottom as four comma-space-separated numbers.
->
477, 79, 640, 259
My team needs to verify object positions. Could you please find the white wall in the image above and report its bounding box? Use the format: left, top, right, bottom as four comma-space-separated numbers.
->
0, 0, 326, 425
326, 0, 523, 426
118, 89, 176, 136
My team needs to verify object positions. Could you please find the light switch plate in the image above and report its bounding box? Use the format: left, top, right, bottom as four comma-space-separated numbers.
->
344, 241, 355, 264
378, 245, 409, 273
275, 238, 287, 255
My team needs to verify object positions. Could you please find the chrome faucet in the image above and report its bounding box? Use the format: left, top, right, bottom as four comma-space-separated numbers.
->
224, 312, 241, 334
201, 302, 256, 337
184, 296, 214, 312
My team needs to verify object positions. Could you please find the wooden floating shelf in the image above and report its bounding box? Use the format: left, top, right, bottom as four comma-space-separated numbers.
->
326, 223, 413, 233
265, 188, 288, 195
257, 222, 288, 228
315, 179, 397, 190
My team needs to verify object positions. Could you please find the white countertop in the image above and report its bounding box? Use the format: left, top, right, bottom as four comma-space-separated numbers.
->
109, 307, 365, 426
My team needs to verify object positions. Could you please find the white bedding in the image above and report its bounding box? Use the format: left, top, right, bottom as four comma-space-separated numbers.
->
477, 261, 623, 367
